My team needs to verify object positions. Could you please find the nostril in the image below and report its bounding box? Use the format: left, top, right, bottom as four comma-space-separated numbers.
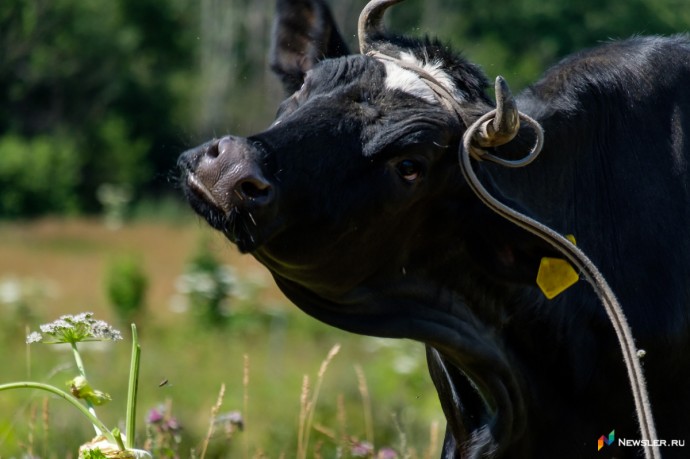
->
205, 139, 221, 158
208, 136, 239, 160
238, 178, 273, 203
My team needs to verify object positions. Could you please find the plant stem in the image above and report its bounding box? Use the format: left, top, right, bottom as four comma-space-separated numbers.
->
0, 382, 116, 445
125, 324, 141, 449
70, 341, 101, 436
70, 342, 88, 378
112, 427, 127, 451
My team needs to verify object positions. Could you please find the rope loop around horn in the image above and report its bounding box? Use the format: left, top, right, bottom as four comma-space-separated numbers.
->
467, 109, 545, 168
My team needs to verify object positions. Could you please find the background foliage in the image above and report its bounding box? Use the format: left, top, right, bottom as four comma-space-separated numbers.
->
1, 0, 689, 218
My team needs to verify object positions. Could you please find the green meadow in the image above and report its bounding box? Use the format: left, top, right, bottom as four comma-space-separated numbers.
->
0, 217, 443, 458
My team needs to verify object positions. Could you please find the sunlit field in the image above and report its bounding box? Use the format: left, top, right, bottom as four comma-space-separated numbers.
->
0, 216, 443, 458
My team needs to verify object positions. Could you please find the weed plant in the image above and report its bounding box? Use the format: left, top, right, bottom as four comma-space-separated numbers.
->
105, 255, 148, 325
1, 313, 441, 457
176, 238, 235, 328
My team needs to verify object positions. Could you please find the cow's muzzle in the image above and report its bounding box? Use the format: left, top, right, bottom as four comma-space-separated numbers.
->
178, 136, 277, 252
180, 136, 274, 211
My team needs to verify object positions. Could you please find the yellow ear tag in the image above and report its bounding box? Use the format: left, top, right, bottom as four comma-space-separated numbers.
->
536, 234, 579, 300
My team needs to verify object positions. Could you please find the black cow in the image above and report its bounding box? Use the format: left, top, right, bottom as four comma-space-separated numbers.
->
178, 0, 690, 457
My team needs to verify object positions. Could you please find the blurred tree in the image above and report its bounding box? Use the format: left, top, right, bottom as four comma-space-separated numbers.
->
0, 0, 689, 217
0, 133, 81, 216
196, 0, 278, 138
390, 0, 688, 89
0, 0, 197, 214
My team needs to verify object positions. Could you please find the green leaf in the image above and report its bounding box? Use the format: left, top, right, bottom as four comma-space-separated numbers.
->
82, 448, 108, 459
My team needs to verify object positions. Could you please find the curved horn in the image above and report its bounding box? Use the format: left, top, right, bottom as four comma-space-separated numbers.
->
358, 0, 404, 54
474, 76, 521, 148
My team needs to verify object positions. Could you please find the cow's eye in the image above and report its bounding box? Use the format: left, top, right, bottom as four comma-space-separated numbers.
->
395, 159, 421, 182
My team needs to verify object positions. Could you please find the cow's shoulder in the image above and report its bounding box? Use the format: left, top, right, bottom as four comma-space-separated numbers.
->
520, 35, 690, 114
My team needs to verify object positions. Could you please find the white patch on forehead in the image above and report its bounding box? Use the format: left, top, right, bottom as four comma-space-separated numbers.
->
382, 60, 438, 104
382, 50, 463, 104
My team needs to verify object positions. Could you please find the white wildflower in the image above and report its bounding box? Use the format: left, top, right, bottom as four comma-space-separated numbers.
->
27, 312, 122, 345
26, 331, 43, 344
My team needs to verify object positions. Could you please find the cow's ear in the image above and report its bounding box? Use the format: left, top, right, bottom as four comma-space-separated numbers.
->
270, 0, 350, 94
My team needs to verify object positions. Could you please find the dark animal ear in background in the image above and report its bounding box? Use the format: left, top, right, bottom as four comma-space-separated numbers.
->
270, 0, 350, 94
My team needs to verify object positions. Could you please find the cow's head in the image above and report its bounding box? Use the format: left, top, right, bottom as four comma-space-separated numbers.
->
179, 0, 548, 455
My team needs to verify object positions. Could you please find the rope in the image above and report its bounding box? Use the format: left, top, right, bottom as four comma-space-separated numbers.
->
460, 111, 660, 459
368, 51, 660, 458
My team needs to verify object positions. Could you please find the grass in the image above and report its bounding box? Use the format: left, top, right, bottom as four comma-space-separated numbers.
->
0, 217, 443, 457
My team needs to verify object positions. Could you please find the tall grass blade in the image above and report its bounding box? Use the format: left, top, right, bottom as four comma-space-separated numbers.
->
199, 383, 226, 459
297, 375, 310, 459
41, 397, 49, 459
336, 393, 347, 449
423, 420, 440, 459
125, 323, 141, 449
354, 364, 374, 447
243, 354, 250, 459
298, 344, 340, 459
25, 325, 31, 380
